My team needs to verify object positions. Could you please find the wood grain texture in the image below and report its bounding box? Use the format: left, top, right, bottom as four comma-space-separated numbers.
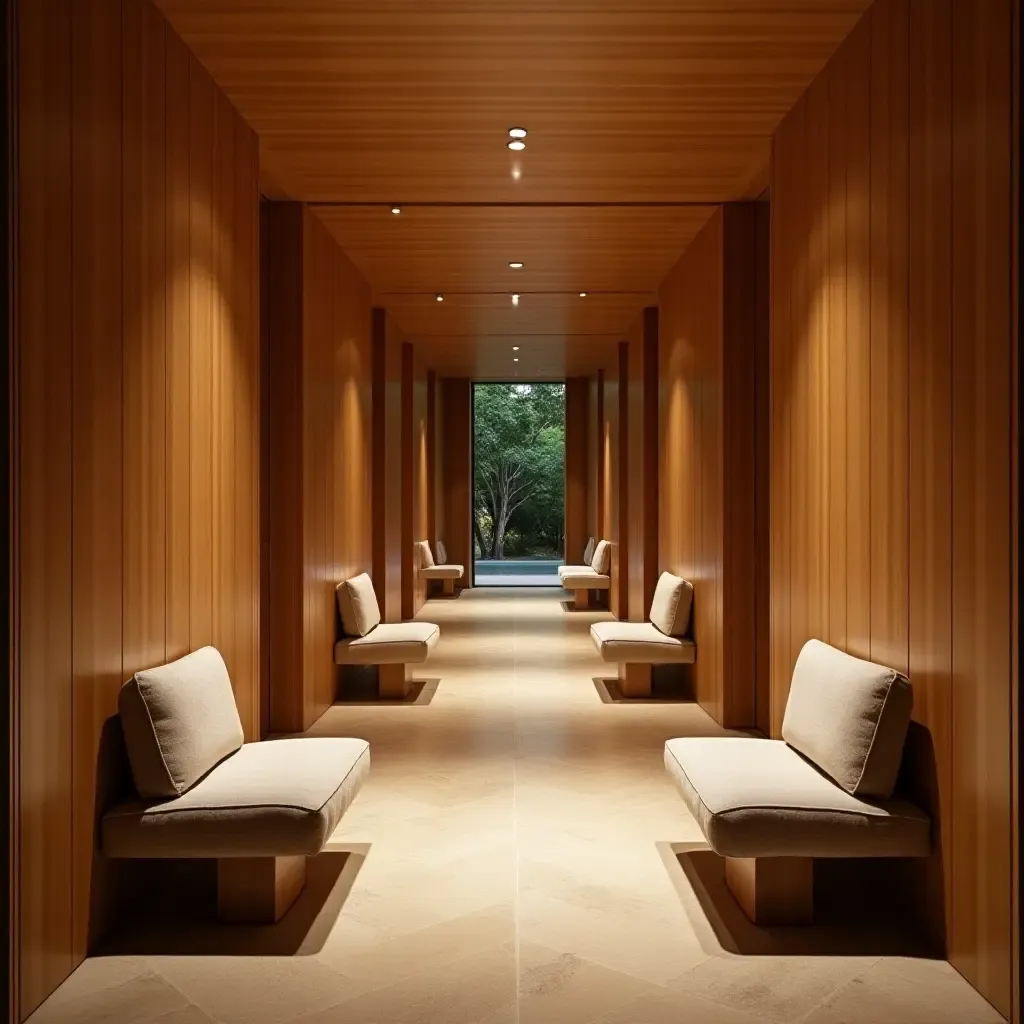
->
372, 309, 404, 620
600, 362, 621, 616
401, 344, 431, 618
587, 373, 603, 544
626, 309, 659, 622
564, 377, 589, 564
770, 0, 1016, 1014
439, 379, 472, 585
14, 2, 261, 1015
264, 203, 373, 731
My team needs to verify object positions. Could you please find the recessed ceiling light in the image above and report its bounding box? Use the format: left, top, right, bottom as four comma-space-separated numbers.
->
512, 293, 520, 306
390, 206, 401, 215
435, 294, 444, 303
509, 262, 523, 269
579, 292, 587, 298
514, 357, 519, 362
508, 127, 528, 139
513, 346, 520, 351
507, 139, 526, 151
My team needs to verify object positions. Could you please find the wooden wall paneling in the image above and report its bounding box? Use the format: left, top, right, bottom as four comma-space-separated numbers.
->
426, 370, 437, 550
907, 0, 955, 955
440, 378, 471, 587
587, 372, 601, 544
413, 355, 429, 613
949, 0, 1014, 1012
607, 343, 629, 619
164, 25, 191, 667
626, 309, 659, 622
71, 0, 124, 959
16, 0, 74, 1014
564, 377, 589, 564
601, 361, 619, 615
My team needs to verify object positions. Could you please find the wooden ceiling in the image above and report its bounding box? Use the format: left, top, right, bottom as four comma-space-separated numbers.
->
154, 0, 872, 375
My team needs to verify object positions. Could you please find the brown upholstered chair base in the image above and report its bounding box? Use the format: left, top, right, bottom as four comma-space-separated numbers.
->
217, 855, 307, 924
724, 856, 814, 925
618, 662, 652, 698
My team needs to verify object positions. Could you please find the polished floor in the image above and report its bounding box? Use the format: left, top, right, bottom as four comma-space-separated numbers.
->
31, 588, 1004, 1023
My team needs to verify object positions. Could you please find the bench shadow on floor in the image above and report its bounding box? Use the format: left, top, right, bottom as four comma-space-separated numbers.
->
97, 847, 368, 958
662, 841, 939, 960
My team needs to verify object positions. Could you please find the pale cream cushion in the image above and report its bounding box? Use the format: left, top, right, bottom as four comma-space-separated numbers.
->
590, 539, 610, 573
420, 565, 464, 581
558, 564, 595, 580
104, 738, 370, 858
436, 540, 448, 564
649, 572, 694, 637
665, 737, 930, 859
562, 571, 610, 591
119, 647, 243, 800
336, 573, 382, 638
334, 622, 440, 665
583, 537, 596, 563
590, 621, 696, 664
419, 540, 435, 568
782, 639, 913, 799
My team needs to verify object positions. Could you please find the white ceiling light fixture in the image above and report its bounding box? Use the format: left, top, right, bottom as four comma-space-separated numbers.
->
390, 206, 401, 215
507, 139, 526, 151
508, 127, 528, 139
507, 127, 527, 151
509, 261, 524, 269
579, 292, 587, 298
435, 294, 444, 303
514, 357, 519, 362
512, 293, 520, 306
512, 346, 520, 351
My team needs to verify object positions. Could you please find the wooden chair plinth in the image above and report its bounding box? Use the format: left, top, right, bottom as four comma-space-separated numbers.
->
724, 856, 814, 925
618, 662, 652, 698
378, 662, 411, 699
442, 577, 455, 596
574, 588, 591, 610
217, 855, 307, 924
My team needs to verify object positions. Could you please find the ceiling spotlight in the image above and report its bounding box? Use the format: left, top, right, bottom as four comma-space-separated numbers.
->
514, 357, 519, 362
390, 206, 401, 215
579, 292, 587, 298
435, 294, 444, 303
507, 139, 526, 151
512, 293, 520, 306
509, 261, 524, 269
508, 127, 528, 139
513, 346, 520, 351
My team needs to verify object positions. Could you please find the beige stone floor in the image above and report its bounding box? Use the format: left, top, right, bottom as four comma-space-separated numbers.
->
31, 587, 1006, 1024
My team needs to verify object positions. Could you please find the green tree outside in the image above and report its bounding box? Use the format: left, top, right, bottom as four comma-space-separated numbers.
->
473, 383, 565, 560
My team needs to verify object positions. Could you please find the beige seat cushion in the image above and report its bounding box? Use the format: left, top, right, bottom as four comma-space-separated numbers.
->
562, 571, 610, 591
649, 572, 694, 637
119, 647, 244, 800
103, 738, 370, 859
334, 621, 440, 665
558, 564, 595, 580
336, 573, 382, 638
420, 565, 464, 580
418, 540, 435, 568
782, 639, 913, 799
665, 737, 930, 859
583, 537, 596, 564
590, 539, 611, 574
590, 621, 696, 664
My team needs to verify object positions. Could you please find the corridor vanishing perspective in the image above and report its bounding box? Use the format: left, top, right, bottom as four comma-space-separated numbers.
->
30, 590, 1004, 1024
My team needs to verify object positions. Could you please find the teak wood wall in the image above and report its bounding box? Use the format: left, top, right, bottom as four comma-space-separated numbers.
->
263, 203, 372, 732
601, 348, 629, 618
770, 0, 1016, 1015
658, 205, 768, 728
588, 371, 605, 544
13, 0, 260, 1018
371, 308, 404, 620
402, 344, 431, 618
564, 377, 589, 564
626, 309, 659, 622
439, 378, 472, 584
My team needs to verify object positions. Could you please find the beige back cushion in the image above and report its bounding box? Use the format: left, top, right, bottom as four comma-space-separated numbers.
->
782, 639, 913, 798
337, 573, 382, 637
649, 572, 694, 637
437, 540, 448, 564
419, 540, 435, 568
119, 646, 244, 800
590, 539, 610, 574
583, 537, 596, 564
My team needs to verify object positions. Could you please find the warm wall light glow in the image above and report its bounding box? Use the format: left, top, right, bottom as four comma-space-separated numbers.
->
512, 293, 520, 306
511, 164, 522, 180
391, 206, 401, 215
435, 294, 444, 302
507, 139, 526, 151
509, 262, 523, 269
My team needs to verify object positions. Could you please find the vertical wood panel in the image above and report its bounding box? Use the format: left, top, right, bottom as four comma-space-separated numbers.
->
16, 0, 74, 1013
440, 378, 472, 587
771, 0, 1016, 1012
564, 377, 589, 564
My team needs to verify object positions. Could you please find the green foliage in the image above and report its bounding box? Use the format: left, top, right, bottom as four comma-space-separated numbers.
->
474, 383, 565, 560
